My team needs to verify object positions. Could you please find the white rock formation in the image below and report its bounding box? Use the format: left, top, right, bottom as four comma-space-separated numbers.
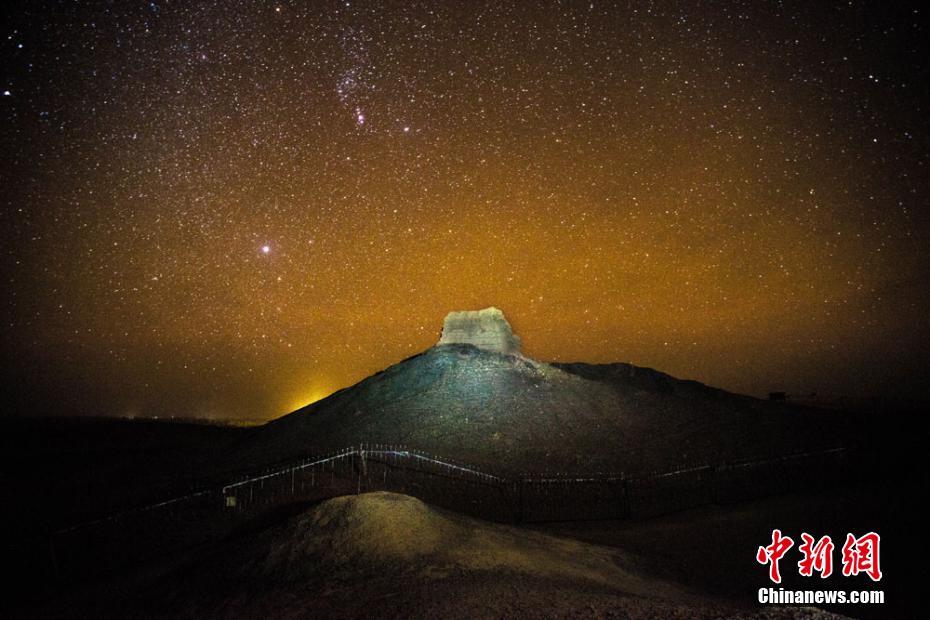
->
438, 307, 521, 355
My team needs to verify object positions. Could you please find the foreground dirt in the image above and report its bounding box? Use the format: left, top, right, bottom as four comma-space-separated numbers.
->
24, 492, 852, 619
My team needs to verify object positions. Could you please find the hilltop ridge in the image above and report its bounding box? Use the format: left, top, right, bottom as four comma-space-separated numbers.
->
236, 335, 847, 474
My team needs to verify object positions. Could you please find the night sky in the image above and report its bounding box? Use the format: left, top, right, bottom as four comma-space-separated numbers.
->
2, 1, 927, 421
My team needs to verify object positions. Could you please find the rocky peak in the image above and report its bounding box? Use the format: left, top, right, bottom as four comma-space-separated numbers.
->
437, 307, 521, 355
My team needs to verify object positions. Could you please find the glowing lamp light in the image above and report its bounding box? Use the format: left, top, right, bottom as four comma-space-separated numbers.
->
288, 385, 333, 412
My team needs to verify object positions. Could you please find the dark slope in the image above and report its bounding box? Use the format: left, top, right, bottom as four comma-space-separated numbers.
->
235, 344, 849, 474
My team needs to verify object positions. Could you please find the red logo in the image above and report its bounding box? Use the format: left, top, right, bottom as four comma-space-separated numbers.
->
841, 532, 882, 582
758, 530, 881, 583
756, 529, 794, 583
798, 533, 834, 578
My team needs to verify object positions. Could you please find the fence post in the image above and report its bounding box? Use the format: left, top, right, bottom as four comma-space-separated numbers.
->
356, 444, 366, 495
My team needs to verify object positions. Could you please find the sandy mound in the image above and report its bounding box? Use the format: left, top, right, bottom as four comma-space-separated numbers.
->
247, 491, 683, 599
124, 493, 850, 619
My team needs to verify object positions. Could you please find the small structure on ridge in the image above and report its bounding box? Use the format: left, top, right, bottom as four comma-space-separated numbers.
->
438, 307, 521, 355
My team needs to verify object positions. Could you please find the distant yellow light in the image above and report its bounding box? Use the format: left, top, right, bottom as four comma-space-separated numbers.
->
288, 384, 333, 412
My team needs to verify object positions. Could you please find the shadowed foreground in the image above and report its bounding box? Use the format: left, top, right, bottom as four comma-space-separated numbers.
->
36, 492, 852, 619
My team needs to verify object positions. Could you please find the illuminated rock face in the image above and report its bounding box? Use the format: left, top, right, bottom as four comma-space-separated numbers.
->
438, 307, 522, 355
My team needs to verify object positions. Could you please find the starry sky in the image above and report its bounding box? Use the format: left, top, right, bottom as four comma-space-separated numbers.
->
2, 1, 928, 421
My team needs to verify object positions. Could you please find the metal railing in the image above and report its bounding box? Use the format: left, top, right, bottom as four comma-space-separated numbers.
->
48, 443, 853, 578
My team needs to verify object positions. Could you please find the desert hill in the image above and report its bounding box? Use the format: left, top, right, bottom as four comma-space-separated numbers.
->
235, 309, 849, 474
85, 492, 845, 619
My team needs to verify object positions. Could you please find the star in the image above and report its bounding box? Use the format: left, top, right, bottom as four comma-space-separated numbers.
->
0, 0, 925, 421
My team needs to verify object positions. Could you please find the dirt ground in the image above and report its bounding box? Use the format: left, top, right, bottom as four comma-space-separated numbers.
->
2, 398, 921, 619
14, 492, 871, 620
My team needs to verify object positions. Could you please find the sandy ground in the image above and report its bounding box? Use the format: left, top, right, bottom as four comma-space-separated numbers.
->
20, 492, 855, 620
